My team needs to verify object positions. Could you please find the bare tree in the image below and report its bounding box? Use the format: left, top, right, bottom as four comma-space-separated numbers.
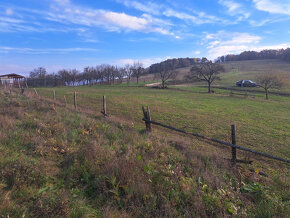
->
132, 61, 144, 84
124, 64, 133, 85
69, 69, 79, 86
58, 69, 71, 86
116, 67, 125, 83
257, 73, 283, 99
154, 62, 177, 89
186, 59, 225, 93
29, 67, 47, 86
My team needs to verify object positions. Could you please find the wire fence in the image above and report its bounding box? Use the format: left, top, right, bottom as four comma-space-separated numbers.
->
2, 84, 289, 165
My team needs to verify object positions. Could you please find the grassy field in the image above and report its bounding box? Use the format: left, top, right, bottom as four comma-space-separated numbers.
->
170, 59, 290, 93
0, 83, 289, 217
37, 85, 290, 159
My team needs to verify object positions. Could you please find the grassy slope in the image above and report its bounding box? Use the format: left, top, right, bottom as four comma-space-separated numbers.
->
0, 87, 289, 217
38, 85, 290, 159
171, 59, 290, 93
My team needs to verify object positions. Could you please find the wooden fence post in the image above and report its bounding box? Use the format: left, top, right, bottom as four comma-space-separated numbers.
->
231, 124, 237, 163
53, 90, 56, 101
102, 96, 107, 116
147, 106, 152, 132
34, 88, 39, 98
142, 106, 152, 132
74, 91, 77, 110
64, 95, 67, 107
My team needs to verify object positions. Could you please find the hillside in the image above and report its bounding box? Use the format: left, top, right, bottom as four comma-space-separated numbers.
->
0, 86, 289, 217
169, 59, 290, 93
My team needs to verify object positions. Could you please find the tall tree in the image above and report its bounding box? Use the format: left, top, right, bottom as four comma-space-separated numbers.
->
256, 73, 283, 99
132, 61, 144, 84
186, 59, 225, 93
124, 64, 133, 85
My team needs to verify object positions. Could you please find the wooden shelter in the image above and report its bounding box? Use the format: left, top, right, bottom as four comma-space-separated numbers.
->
0, 74, 26, 86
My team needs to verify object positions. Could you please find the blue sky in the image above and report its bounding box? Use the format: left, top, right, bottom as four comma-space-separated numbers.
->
0, 0, 290, 75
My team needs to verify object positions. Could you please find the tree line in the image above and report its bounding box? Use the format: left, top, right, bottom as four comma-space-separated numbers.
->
27, 62, 144, 87
216, 48, 290, 63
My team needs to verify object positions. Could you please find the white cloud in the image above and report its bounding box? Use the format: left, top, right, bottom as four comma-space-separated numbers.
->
204, 31, 262, 59
194, 50, 201, 55
253, 0, 290, 15
163, 8, 222, 24
218, 0, 250, 19
0, 46, 99, 54
117, 0, 162, 16
205, 31, 290, 59
219, 0, 241, 13
47, 1, 174, 36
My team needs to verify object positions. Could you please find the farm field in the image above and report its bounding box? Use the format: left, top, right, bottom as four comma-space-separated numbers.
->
170, 59, 290, 94
37, 85, 290, 160
0, 86, 289, 217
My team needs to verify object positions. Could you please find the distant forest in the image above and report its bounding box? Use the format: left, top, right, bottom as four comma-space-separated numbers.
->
148, 57, 205, 74
216, 48, 290, 63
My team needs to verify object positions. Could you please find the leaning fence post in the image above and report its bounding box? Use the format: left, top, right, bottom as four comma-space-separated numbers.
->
231, 124, 237, 163
102, 96, 107, 116
74, 91, 77, 110
34, 88, 39, 98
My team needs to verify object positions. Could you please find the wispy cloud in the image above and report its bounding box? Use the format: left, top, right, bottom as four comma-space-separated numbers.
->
0, 1, 174, 36
0, 46, 99, 54
117, 0, 228, 25
47, 0, 173, 36
117, 0, 162, 16
163, 8, 224, 25
204, 31, 261, 59
253, 0, 290, 15
218, 0, 250, 20
205, 31, 290, 59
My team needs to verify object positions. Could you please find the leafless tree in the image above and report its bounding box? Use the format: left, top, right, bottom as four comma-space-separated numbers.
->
58, 69, 70, 86
257, 73, 283, 99
154, 62, 177, 89
186, 59, 225, 93
69, 69, 79, 86
124, 64, 133, 85
30, 67, 47, 86
116, 67, 125, 83
132, 61, 144, 84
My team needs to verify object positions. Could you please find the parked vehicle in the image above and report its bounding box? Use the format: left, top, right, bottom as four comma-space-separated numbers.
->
236, 80, 257, 87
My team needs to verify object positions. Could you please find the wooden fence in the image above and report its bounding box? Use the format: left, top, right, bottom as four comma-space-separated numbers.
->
142, 106, 290, 164
5, 86, 289, 165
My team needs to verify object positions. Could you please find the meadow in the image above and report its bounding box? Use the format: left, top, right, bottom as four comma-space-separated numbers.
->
172, 59, 290, 94
0, 69, 289, 217
38, 85, 290, 159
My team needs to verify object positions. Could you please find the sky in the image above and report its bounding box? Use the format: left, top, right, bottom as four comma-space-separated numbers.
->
0, 0, 290, 75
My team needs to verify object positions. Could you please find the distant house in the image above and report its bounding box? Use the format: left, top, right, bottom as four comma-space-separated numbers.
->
0, 74, 25, 86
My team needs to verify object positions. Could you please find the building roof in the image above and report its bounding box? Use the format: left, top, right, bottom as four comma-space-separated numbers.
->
0, 74, 25, 79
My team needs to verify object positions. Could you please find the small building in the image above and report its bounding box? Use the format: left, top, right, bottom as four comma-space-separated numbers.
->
0, 74, 25, 86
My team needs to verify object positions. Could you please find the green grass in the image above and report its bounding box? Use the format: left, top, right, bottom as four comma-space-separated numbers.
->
1, 86, 289, 217
37, 85, 290, 160
170, 59, 290, 94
